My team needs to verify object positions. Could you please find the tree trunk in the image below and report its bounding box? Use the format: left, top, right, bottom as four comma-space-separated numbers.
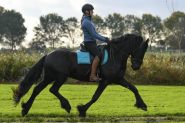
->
52, 41, 55, 49
11, 37, 14, 51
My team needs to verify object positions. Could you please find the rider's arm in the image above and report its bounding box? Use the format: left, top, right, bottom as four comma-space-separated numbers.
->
84, 21, 107, 43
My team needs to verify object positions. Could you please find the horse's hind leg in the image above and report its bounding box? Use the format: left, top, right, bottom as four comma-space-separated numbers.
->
21, 78, 51, 116
49, 77, 71, 113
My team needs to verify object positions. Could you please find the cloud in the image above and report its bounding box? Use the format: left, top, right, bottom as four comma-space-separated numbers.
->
1, 0, 185, 43
69, 0, 87, 10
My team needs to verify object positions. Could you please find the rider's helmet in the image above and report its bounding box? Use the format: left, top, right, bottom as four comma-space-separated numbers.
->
82, 4, 94, 14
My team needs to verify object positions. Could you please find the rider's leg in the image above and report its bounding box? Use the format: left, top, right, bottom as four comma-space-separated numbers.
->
84, 42, 102, 82
90, 56, 101, 81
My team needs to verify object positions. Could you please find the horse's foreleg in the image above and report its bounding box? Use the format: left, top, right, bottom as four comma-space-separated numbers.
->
49, 78, 71, 113
77, 81, 107, 117
21, 79, 50, 116
118, 78, 147, 111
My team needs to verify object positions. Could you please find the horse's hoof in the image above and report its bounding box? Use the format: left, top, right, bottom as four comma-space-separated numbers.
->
21, 102, 28, 116
22, 108, 28, 117
13, 96, 20, 107
77, 105, 86, 117
134, 103, 147, 111
141, 107, 147, 111
66, 107, 71, 113
63, 105, 71, 113
61, 101, 71, 113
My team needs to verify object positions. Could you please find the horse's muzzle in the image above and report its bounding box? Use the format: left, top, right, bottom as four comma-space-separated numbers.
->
131, 63, 141, 70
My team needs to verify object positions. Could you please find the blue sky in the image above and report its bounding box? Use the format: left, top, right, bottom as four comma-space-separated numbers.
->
0, 0, 185, 41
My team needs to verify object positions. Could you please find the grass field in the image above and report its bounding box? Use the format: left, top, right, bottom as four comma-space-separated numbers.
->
1, 84, 185, 122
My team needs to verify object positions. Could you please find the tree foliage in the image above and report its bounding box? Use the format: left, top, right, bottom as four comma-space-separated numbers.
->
0, 9, 26, 50
32, 13, 66, 49
0, 6, 5, 40
164, 11, 185, 51
93, 14, 106, 35
164, 11, 185, 30
1, 4, 185, 51
64, 17, 79, 46
29, 41, 46, 52
124, 15, 142, 35
105, 13, 125, 38
141, 14, 163, 42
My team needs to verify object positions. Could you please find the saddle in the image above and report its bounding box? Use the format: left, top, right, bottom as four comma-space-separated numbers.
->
76, 43, 108, 65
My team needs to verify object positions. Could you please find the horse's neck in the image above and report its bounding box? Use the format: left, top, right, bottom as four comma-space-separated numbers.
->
107, 47, 129, 64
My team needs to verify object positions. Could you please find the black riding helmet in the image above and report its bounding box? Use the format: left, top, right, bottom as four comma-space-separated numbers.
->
82, 4, 94, 14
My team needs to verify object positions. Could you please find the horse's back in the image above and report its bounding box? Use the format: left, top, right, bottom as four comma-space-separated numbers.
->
44, 49, 90, 81
44, 49, 76, 75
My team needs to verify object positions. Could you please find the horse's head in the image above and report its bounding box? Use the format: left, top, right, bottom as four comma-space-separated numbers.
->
131, 38, 149, 70
109, 34, 148, 70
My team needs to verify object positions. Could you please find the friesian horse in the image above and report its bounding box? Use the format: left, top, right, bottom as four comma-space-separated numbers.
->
13, 34, 149, 117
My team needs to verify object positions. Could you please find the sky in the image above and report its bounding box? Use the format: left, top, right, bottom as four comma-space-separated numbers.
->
0, 0, 185, 43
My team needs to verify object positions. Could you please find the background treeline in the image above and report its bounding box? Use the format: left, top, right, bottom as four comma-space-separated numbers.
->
0, 6, 185, 52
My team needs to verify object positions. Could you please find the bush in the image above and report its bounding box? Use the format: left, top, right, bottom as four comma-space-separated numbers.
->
0, 51, 41, 82
126, 52, 185, 85
0, 51, 184, 85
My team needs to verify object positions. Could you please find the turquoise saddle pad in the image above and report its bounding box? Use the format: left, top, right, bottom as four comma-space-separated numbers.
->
76, 50, 108, 65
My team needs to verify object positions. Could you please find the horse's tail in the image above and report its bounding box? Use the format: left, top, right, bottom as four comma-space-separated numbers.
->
12, 55, 47, 105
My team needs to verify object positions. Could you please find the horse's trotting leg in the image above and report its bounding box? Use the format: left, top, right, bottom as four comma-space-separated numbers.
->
49, 77, 71, 113
118, 78, 147, 111
77, 81, 107, 117
21, 79, 50, 116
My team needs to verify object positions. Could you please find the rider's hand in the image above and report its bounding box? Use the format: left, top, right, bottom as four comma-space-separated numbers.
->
105, 37, 111, 43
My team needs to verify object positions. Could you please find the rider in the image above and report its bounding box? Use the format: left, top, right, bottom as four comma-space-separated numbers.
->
81, 3, 110, 82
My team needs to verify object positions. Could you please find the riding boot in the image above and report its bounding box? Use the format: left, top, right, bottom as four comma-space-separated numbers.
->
90, 56, 102, 82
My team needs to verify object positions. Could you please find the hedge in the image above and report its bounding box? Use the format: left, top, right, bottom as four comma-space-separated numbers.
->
0, 51, 184, 85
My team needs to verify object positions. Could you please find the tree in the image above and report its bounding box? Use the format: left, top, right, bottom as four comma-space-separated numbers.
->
141, 14, 163, 44
0, 6, 4, 12
29, 41, 46, 52
0, 9, 26, 50
164, 11, 185, 52
64, 17, 79, 47
124, 15, 142, 35
32, 13, 66, 49
0, 6, 5, 41
93, 14, 106, 35
105, 13, 125, 38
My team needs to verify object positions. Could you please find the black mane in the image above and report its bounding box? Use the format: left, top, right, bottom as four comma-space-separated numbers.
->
109, 34, 143, 54
112, 34, 143, 44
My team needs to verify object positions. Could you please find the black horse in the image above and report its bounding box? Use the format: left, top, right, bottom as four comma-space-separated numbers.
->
13, 34, 149, 117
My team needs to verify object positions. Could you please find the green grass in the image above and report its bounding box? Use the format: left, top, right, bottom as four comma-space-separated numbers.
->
1, 84, 185, 122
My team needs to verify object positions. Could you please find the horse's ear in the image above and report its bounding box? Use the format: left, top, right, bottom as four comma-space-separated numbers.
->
145, 38, 149, 44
